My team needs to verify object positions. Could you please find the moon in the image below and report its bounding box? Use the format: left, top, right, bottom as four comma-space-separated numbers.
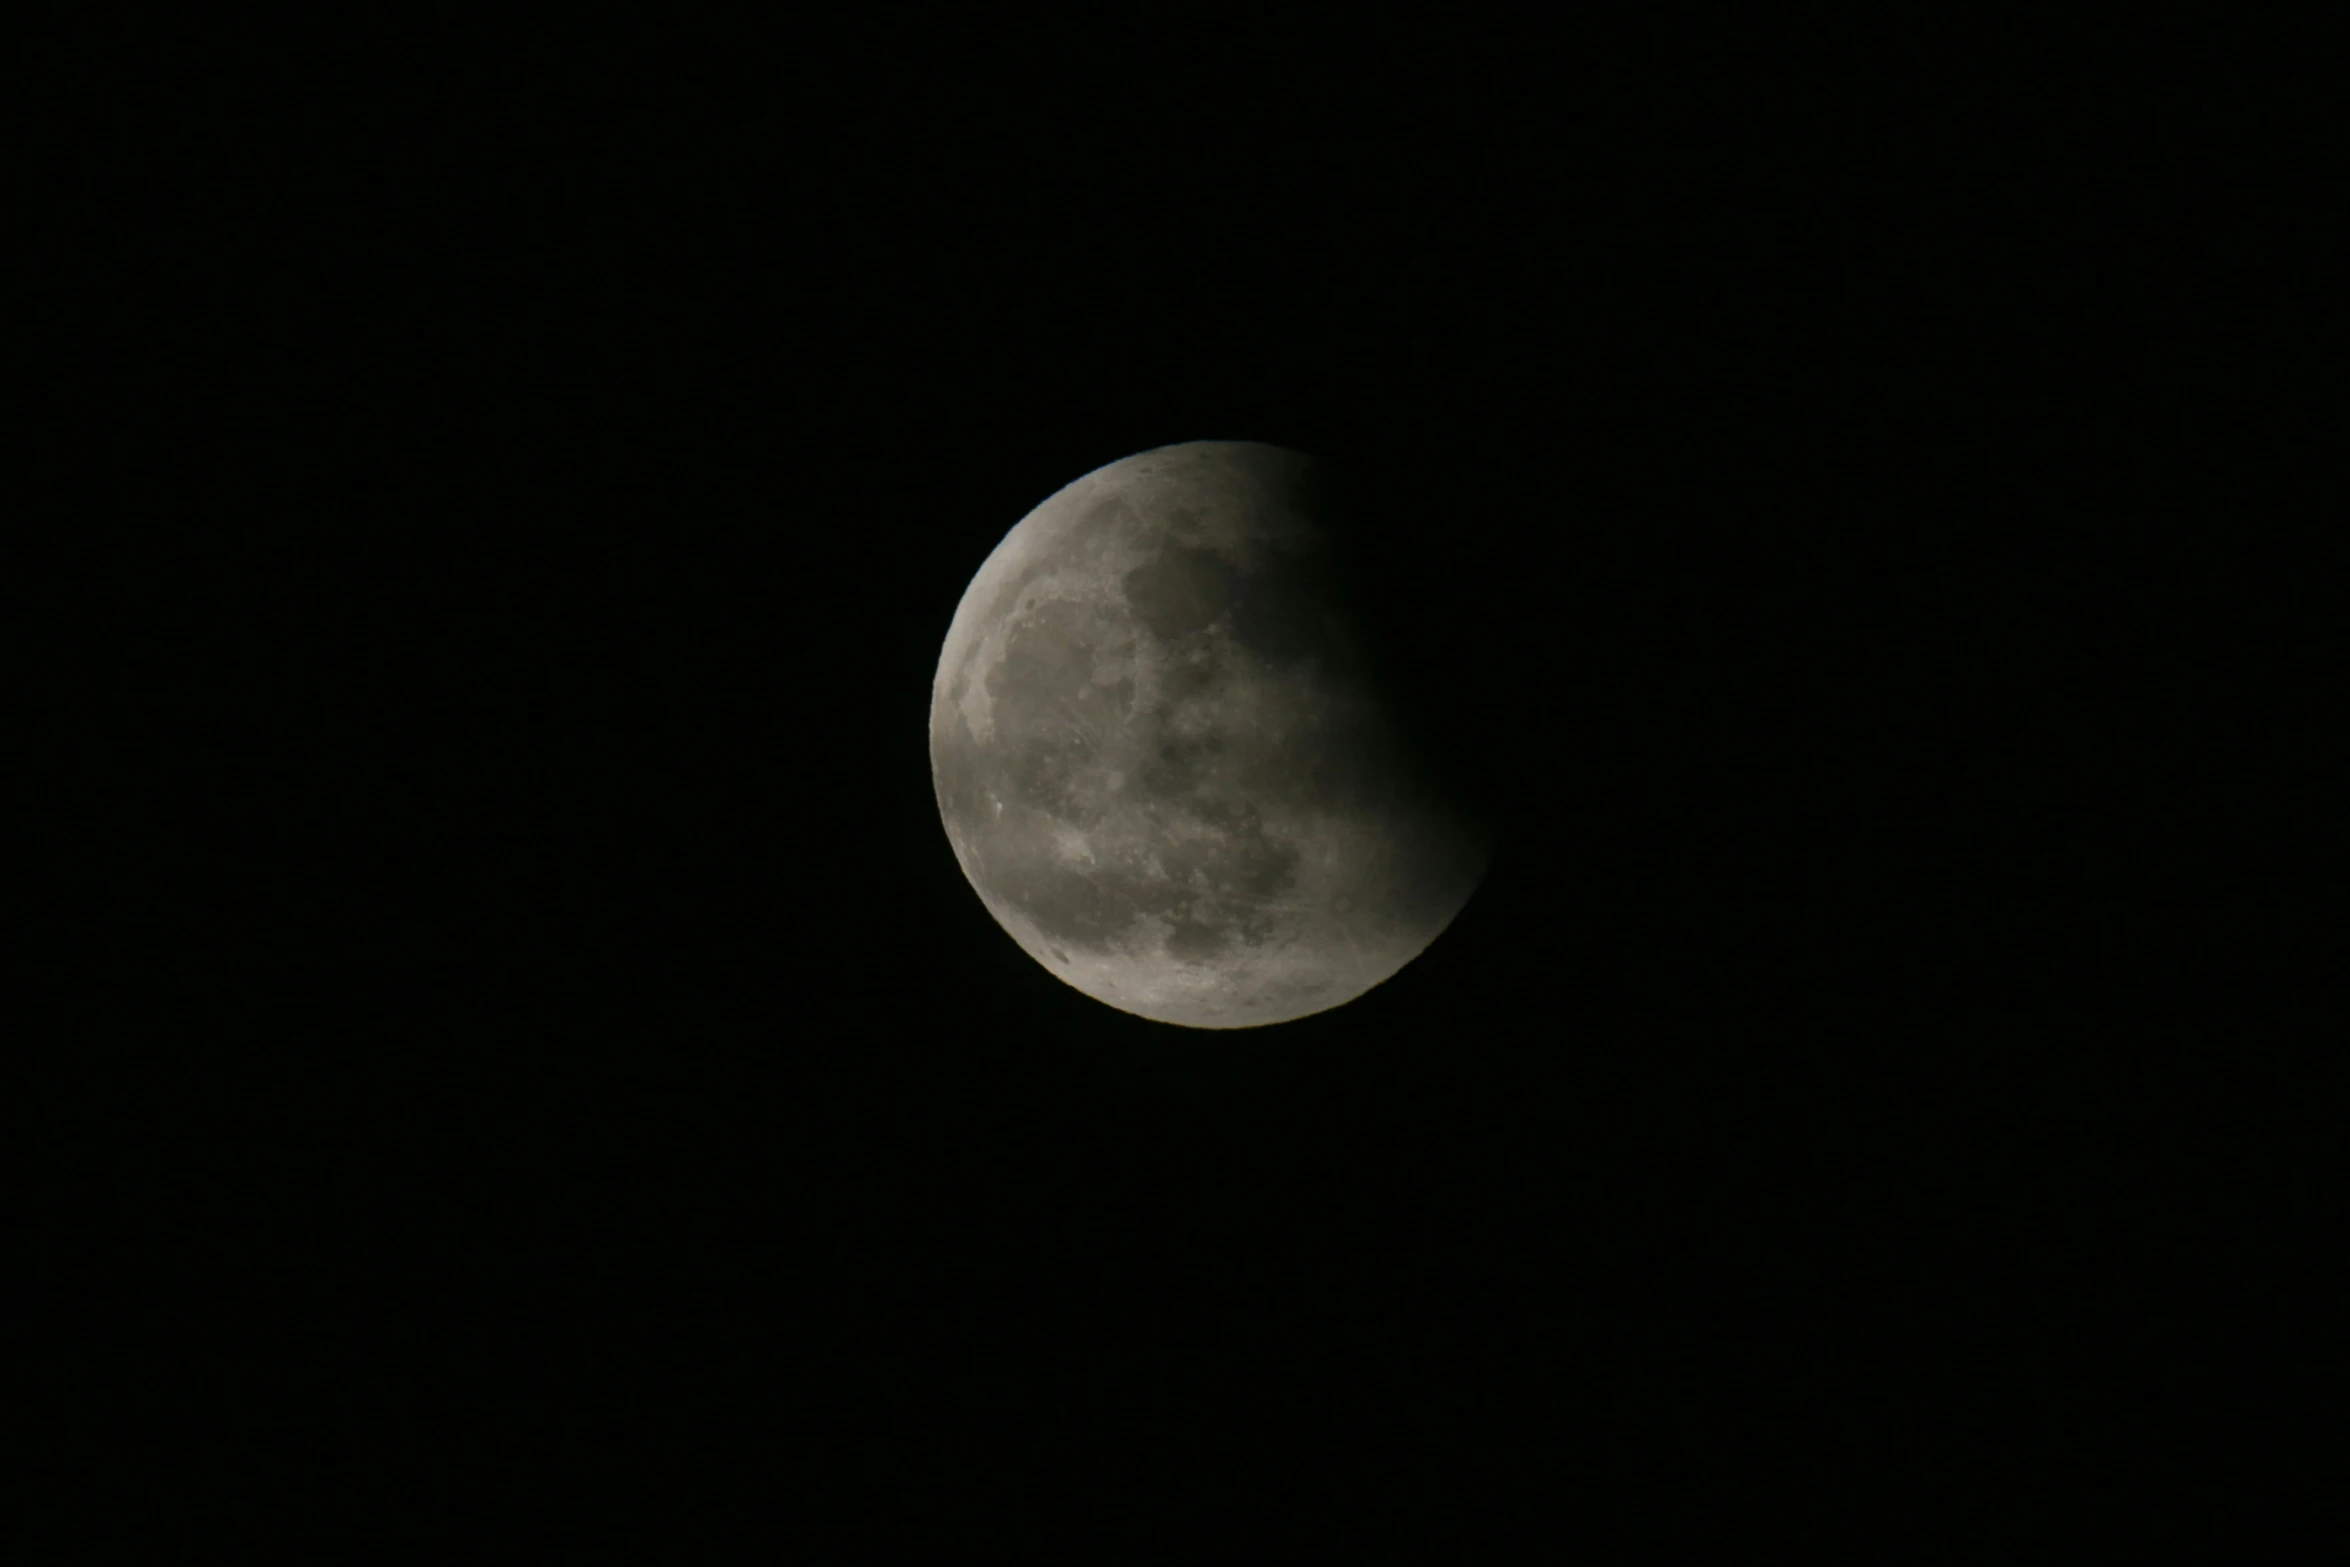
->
929, 440, 1493, 1029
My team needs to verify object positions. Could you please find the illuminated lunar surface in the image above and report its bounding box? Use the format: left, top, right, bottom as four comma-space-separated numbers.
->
929, 440, 1492, 1029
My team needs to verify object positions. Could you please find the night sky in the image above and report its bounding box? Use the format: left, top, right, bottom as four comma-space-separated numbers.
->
41, 13, 2342, 1552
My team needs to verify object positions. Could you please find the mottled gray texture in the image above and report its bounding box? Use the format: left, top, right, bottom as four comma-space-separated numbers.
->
931, 440, 1490, 1028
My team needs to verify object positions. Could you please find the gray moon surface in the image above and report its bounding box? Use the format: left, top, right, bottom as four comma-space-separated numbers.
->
929, 440, 1493, 1029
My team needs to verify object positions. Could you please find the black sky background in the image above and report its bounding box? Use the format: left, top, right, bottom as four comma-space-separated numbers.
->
35, 11, 2345, 1551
